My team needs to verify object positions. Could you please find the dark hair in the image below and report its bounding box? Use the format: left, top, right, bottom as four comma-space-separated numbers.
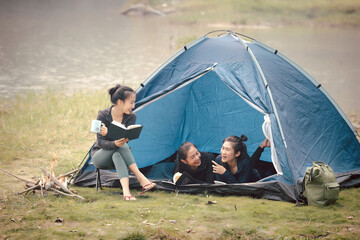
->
223, 135, 248, 159
108, 84, 135, 104
174, 142, 197, 173
177, 142, 197, 161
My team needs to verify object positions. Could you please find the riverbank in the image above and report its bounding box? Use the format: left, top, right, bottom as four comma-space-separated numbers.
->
0, 91, 359, 239
125, 0, 360, 28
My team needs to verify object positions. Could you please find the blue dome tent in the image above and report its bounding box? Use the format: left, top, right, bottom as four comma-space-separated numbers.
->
73, 30, 360, 202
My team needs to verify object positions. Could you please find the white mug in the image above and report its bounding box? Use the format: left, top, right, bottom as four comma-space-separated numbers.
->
90, 120, 102, 133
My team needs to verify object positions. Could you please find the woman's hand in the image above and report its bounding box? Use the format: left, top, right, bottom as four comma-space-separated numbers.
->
260, 138, 271, 149
212, 160, 226, 175
114, 138, 129, 147
100, 123, 108, 136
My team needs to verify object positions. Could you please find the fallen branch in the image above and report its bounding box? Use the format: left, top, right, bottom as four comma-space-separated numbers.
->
56, 168, 80, 180
0, 168, 36, 184
17, 184, 40, 195
41, 168, 72, 195
50, 187, 85, 200
45, 181, 55, 191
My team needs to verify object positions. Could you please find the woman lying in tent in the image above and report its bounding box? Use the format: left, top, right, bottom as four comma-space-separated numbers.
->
212, 135, 256, 183
173, 142, 216, 185
173, 136, 275, 185
91, 84, 156, 201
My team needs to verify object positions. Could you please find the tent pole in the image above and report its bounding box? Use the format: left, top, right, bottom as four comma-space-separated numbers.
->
204, 30, 255, 42
254, 40, 358, 137
135, 66, 215, 112
232, 34, 301, 202
69, 144, 93, 184
135, 36, 207, 93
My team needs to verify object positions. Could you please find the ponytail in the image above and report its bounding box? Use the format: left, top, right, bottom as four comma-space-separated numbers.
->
223, 135, 248, 158
108, 84, 135, 104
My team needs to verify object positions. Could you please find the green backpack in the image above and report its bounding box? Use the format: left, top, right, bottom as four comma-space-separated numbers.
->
302, 161, 340, 206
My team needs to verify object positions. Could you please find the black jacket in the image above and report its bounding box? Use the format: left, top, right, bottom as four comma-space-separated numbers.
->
174, 152, 216, 184
91, 106, 136, 157
250, 147, 276, 179
214, 154, 252, 183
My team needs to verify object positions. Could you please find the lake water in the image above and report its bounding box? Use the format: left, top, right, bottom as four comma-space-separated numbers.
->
0, 0, 359, 112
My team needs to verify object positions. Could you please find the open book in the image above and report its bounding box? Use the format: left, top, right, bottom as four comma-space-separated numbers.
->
172, 172, 202, 185
106, 120, 143, 140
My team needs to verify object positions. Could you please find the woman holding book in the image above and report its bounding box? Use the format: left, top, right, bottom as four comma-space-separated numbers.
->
212, 135, 253, 183
91, 84, 156, 201
173, 142, 216, 184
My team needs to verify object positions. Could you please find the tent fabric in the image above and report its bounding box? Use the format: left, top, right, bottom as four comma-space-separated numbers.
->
131, 70, 269, 168
73, 31, 360, 202
72, 150, 360, 203
248, 43, 360, 180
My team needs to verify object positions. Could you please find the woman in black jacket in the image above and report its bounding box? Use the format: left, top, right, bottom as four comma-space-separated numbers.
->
212, 135, 253, 183
173, 142, 216, 184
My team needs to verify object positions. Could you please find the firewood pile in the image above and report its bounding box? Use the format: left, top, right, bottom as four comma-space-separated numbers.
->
0, 167, 84, 200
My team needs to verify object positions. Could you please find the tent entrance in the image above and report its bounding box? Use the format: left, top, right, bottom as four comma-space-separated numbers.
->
131, 70, 271, 170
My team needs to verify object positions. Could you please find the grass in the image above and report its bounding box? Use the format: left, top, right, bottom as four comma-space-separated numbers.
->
1, 91, 360, 239
127, 0, 360, 28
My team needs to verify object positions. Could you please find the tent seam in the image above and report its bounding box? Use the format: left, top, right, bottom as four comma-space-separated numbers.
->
231, 33, 299, 194
255, 41, 357, 136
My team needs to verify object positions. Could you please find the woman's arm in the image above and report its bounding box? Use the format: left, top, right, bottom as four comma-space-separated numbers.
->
173, 158, 181, 174
96, 111, 117, 150
219, 170, 238, 184
236, 158, 253, 183
250, 147, 264, 163
213, 156, 237, 184
203, 152, 216, 183
205, 165, 215, 183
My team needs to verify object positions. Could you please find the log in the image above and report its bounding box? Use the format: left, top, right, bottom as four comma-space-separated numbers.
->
26, 183, 35, 188
56, 168, 80, 180
45, 181, 55, 191
50, 187, 85, 200
0, 168, 36, 184
121, 3, 165, 16
17, 184, 40, 195
41, 168, 72, 194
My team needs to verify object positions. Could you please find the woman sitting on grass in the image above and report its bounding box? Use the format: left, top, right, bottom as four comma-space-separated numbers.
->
212, 135, 253, 183
173, 142, 216, 185
91, 84, 156, 201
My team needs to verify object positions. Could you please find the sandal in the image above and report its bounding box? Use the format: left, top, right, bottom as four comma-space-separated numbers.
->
123, 195, 136, 201
140, 182, 156, 194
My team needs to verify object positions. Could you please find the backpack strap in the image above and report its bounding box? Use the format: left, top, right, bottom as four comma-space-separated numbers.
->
309, 167, 314, 182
